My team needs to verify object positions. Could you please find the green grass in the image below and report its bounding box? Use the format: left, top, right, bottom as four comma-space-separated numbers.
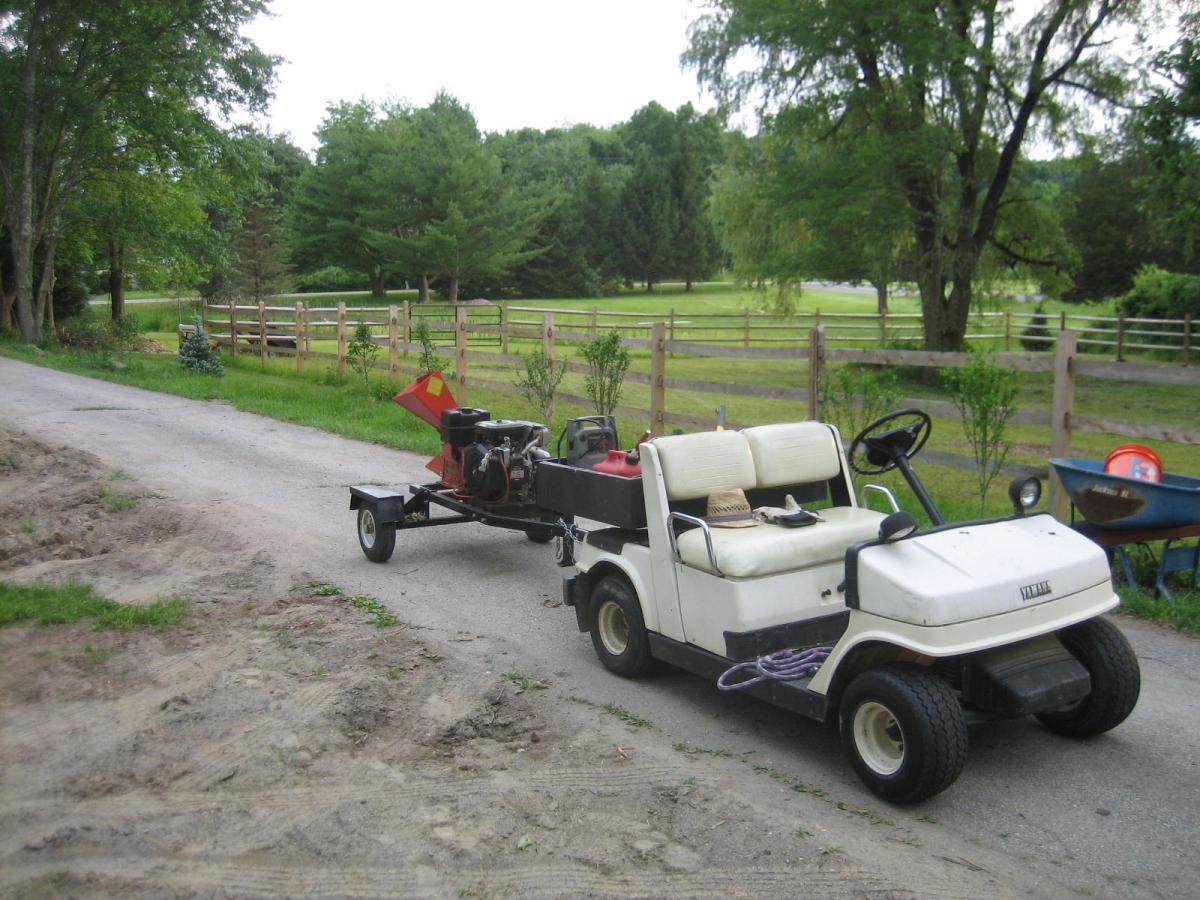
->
306, 580, 399, 627
1117, 586, 1200, 633
0, 580, 188, 630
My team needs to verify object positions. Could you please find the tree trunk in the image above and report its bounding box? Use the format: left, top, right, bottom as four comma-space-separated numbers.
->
874, 281, 888, 316
11, 6, 45, 344
109, 240, 126, 320
1, 283, 14, 333
447, 276, 459, 304
418, 274, 430, 304
685, 278, 694, 292
369, 265, 385, 297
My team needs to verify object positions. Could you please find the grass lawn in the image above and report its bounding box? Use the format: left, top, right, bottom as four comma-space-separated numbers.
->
0, 580, 187, 629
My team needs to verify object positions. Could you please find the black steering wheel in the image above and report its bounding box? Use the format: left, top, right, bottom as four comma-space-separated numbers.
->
848, 409, 932, 476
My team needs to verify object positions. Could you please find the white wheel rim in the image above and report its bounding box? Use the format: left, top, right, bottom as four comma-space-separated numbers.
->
597, 600, 628, 657
360, 509, 377, 549
853, 701, 905, 776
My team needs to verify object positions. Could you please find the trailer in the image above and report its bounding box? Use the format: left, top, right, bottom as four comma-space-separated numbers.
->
350, 384, 1140, 804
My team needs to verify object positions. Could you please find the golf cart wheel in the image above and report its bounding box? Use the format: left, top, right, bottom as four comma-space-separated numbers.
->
1036, 617, 1140, 738
524, 528, 554, 544
357, 506, 396, 563
589, 575, 653, 678
839, 664, 967, 804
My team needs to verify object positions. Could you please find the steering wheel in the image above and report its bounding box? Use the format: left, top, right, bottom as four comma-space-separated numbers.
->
848, 409, 932, 476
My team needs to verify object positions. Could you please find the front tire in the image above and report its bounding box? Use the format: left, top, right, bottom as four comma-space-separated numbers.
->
588, 575, 653, 677
357, 507, 396, 563
840, 664, 967, 804
1036, 617, 1140, 738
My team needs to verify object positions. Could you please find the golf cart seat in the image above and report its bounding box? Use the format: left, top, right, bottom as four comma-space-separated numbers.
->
655, 423, 885, 578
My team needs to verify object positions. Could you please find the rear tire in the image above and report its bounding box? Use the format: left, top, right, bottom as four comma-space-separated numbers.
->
1036, 617, 1140, 738
357, 506, 396, 563
525, 528, 554, 544
589, 575, 653, 677
840, 664, 967, 804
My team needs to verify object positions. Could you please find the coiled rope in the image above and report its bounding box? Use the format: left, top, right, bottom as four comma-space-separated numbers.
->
717, 646, 831, 691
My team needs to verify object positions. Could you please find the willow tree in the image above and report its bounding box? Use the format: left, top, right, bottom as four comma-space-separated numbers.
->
688, 0, 1143, 350
0, 1, 274, 343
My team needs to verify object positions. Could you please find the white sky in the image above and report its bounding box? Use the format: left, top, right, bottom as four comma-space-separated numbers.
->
245, 0, 718, 153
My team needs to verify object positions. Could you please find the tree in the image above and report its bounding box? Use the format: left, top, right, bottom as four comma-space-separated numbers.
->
688, 0, 1144, 350
234, 203, 291, 303
0, 1, 274, 343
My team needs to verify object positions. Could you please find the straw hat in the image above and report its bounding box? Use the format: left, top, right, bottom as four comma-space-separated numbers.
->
705, 488, 759, 528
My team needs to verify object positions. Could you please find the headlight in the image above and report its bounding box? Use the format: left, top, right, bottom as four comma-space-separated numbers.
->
1008, 476, 1042, 515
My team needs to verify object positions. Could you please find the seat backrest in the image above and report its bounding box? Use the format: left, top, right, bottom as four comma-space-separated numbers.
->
652, 430, 756, 501
742, 422, 842, 488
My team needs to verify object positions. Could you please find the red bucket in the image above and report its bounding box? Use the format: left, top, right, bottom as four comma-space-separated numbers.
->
1103, 444, 1163, 483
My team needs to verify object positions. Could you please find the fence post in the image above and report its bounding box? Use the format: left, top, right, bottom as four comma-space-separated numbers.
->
402, 300, 410, 360
808, 325, 826, 421
303, 300, 311, 356
591, 305, 598, 338
388, 304, 399, 379
1185, 314, 1193, 366
668, 307, 676, 357
542, 310, 554, 357
455, 306, 469, 404
744, 308, 751, 347
501, 302, 510, 355
650, 322, 667, 437
814, 308, 822, 328
294, 301, 306, 373
1059, 310, 1066, 332
201, 300, 209, 338
1049, 331, 1077, 522
1116, 314, 1125, 362
337, 301, 347, 377
228, 298, 238, 356
879, 310, 887, 347
258, 300, 267, 367
1004, 311, 1012, 351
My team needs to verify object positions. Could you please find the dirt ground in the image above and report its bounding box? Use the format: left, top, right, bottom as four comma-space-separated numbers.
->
0, 425, 1112, 898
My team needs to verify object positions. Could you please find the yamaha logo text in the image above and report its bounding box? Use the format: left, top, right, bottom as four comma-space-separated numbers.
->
1020, 580, 1052, 602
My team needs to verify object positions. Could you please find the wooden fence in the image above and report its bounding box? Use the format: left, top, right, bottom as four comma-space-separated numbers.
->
202, 300, 1200, 520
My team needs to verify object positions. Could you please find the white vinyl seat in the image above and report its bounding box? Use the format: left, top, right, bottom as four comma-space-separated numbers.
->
654, 422, 886, 578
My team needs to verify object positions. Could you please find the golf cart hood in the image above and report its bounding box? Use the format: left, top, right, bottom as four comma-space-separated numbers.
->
848, 513, 1112, 627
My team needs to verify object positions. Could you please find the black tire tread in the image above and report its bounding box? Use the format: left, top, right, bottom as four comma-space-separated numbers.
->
358, 508, 396, 563
589, 575, 654, 678
1036, 617, 1140, 738
841, 664, 967, 804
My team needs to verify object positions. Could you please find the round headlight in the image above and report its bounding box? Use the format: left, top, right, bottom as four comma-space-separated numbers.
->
1008, 476, 1042, 514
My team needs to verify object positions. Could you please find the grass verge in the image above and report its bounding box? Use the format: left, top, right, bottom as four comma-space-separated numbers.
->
1117, 585, 1200, 634
0, 580, 188, 630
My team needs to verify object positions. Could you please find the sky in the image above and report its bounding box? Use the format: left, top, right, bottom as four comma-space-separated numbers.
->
244, 0, 719, 154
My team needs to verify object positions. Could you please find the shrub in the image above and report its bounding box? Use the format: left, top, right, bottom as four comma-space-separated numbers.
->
582, 330, 630, 416
178, 315, 223, 375
515, 348, 567, 425
1019, 302, 1054, 351
1117, 266, 1200, 321
942, 349, 1018, 513
292, 266, 371, 293
346, 323, 380, 391
821, 365, 901, 441
413, 321, 449, 375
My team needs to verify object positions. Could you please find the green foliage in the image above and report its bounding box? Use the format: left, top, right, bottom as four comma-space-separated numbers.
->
515, 348, 567, 424
306, 580, 398, 627
821, 366, 901, 442
292, 266, 370, 293
1116, 266, 1200, 321
1019, 302, 1055, 351
346, 323, 381, 391
582, 330, 630, 416
413, 321, 449, 375
57, 311, 142, 352
178, 315, 224, 375
0, 580, 187, 630
942, 349, 1019, 513
501, 670, 547, 694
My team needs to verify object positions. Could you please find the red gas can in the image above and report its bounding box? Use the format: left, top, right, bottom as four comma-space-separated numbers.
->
591, 449, 642, 478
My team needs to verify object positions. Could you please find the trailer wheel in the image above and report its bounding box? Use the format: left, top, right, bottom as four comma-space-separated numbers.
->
589, 575, 653, 678
357, 507, 396, 563
1036, 617, 1140, 738
840, 664, 967, 804
524, 528, 554, 544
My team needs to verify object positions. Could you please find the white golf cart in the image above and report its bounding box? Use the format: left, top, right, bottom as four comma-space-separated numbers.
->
557, 411, 1140, 803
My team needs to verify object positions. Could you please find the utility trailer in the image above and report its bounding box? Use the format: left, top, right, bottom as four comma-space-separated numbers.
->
350, 390, 1140, 804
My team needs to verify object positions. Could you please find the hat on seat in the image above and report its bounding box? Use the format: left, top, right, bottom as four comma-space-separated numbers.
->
705, 488, 759, 528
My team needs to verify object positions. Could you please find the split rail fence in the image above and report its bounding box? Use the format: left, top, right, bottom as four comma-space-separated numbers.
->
202, 299, 1200, 520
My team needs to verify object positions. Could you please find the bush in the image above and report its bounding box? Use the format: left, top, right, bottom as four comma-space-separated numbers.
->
178, 315, 223, 375
821, 366, 901, 440
346, 323, 380, 391
1019, 302, 1054, 351
1116, 266, 1200, 321
56, 311, 142, 351
942, 349, 1018, 513
292, 266, 371, 294
582, 330, 630, 417
413, 321, 449, 375
515, 348, 567, 425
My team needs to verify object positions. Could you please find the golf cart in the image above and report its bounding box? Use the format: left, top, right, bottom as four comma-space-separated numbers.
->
560, 411, 1140, 803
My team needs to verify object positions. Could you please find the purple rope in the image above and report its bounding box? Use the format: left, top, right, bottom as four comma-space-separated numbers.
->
717, 646, 832, 691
